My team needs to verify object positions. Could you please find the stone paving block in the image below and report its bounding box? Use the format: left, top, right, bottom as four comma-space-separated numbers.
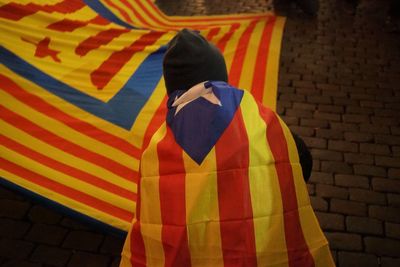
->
330, 122, 359, 132
300, 118, 329, 128
312, 149, 343, 161
302, 137, 327, 149
0, 239, 34, 260
343, 114, 370, 123
62, 231, 104, 252
375, 135, 400, 146
338, 251, 379, 267
385, 222, 400, 240
28, 205, 62, 224
286, 108, 313, 118
316, 184, 349, 199
67, 252, 110, 267
0, 199, 31, 219
315, 212, 344, 231
349, 188, 386, 205
315, 128, 343, 140
328, 140, 358, 153
375, 156, 400, 168
310, 196, 329, 212
292, 102, 316, 111
387, 193, 400, 208
369, 205, 400, 223
372, 178, 400, 193
314, 112, 341, 121
336, 174, 369, 190
353, 164, 387, 177
100, 235, 125, 255
60, 217, 90, 231
364, 237, 400, 257
388, 168, 400, 179
343, 153, 374, 165
321, 161, 353, 175
330, 199, 367, 216
325, 232, 362, 251
1, 260, 41, 267
360, 143, 391, 155
0, 186, 24, 200
343, 132, 374, 142
381, 257, 400, 267
309, 171, 334, 185
306, 183, 315, 195
289, 126, 315, 137
25, 224, 67, 246
317, 104, 344, 114
0, 218, 30, 239
110, 257, 121, 267
359, 124, 391, 134
30, 245, 70, 267
346, 216, 383, 235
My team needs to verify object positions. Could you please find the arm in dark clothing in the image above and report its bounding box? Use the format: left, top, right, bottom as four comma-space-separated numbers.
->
292, 132, 313, 182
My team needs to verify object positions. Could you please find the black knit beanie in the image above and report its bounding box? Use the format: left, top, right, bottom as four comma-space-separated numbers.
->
163, 29, 228, 95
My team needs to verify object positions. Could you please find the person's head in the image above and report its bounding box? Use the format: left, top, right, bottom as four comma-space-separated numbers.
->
163, 29, 228, 96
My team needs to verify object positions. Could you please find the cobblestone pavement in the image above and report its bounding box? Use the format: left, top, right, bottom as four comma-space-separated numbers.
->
1, 0, 400, 266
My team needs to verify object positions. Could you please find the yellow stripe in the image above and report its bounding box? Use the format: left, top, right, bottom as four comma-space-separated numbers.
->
183, 148, 224, 267
0, 120, 136, 190
1, 146, 135, 211
139, 123, 167, 266
280, 119, 335, 266
0, 90, 139, 170
241, 92, 289, 266
0, 170, 132, 231
0, 65, 140, 149
222, 24, 247, 75
263, 16, 285, 110
238, 20, 265, 90
120, 227, 134, 267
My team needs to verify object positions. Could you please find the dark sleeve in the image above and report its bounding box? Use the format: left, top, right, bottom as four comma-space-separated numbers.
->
291, 132, 313, 182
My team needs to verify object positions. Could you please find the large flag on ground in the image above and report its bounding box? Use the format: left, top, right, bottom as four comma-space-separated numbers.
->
0, 0, 285, 232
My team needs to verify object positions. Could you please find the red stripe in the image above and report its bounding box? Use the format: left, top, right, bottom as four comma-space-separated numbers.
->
141, 96, 167, 153
258, 104, 315, 267
228, 20, 259, 87
251, 17, 275, 102
46, 15, 110, 32
215, 109, 257, 266
1, 158, 133, 222
91, 31, 164, 90
0, 74, 141, 159
89, 15, 110, 25
76, 28, 130, 56
130, 0, 170, 28
215, 23, 240, 52
0, 106, 137, 183
0, 134, 136, 201
157, 127, 191, 267
103, 0, 134, 23
47, 18, 88, 32
0, 1, 85, 21
205, 27, 221, 41
119, 0, 152, 28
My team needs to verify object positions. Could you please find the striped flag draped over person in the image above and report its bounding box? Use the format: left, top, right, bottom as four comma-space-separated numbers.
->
120, 30, 335, 267
0, 0, 285, 231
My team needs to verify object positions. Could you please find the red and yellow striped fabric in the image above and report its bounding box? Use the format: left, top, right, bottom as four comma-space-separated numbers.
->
0, 0, 285, 232
120, 87, 334, 266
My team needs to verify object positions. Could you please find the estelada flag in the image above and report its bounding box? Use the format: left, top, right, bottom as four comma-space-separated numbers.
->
120, 82, 335, 267
0, 0, 285, 232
